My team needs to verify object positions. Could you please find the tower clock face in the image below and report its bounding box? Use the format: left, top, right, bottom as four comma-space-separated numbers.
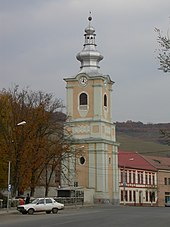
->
79, 76, 88, 86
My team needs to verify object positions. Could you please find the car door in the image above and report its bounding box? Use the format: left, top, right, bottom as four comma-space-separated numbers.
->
35, 198, 45, 211
45, 198, 53, 211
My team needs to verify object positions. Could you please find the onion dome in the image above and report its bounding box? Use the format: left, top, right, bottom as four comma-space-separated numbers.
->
76, 15, 103, 73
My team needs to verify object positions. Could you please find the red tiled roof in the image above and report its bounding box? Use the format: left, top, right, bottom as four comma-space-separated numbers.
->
118, 150, 157, 171
142, 155, 170, 170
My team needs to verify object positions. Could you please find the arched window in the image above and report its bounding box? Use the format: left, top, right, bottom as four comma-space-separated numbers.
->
104, 94, 107, 107
80, 93, 87, 105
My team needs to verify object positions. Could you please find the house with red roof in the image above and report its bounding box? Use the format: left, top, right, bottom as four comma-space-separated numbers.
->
142, 155, 170, 206
118, 151, 157, 206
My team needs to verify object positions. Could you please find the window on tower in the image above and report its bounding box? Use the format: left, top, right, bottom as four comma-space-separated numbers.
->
104, 94, 107, 107
79, 92, 88, 111
80, 93, 87, 105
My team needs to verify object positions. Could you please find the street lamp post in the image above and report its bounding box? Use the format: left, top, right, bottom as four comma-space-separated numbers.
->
6, 120, 26, 212
7, 161, 11, 212
16, 120, 26, 196
7, 121, 26, 200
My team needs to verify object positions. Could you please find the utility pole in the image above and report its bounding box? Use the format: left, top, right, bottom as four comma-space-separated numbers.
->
16, 120, 26, 196
123, 165, 126, 206
7, 161, 11, 212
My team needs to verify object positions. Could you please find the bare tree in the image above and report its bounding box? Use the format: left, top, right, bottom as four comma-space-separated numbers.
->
155, 27, 170, 73
155, 25, 170, 148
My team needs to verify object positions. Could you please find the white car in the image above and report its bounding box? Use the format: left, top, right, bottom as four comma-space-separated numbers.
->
17, 198, 64, 215
165, 201, 170, 207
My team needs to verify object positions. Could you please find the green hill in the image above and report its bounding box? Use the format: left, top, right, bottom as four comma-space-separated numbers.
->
116, 121, 170, 157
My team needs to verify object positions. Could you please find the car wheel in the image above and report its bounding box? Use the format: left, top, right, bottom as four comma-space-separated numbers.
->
46, 211, 51, 214
22, 211, 27, 215
52, 208, 58, 214
28, 208, 34, 215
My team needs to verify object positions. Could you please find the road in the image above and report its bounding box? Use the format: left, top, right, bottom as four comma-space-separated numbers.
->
0, 205, 170, 227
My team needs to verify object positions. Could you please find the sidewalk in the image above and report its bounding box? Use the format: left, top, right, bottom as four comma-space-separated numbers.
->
0, 207, 18, 215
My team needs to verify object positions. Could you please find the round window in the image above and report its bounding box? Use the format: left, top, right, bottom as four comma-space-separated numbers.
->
79, 156, 86, 165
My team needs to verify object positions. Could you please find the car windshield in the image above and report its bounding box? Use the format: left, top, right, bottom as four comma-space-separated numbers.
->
31, 199, 39, 204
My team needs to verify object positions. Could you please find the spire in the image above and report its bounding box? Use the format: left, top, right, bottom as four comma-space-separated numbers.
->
76, 13, 103, 74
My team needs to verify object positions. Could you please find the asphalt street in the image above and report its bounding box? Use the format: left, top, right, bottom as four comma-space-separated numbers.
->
0, 205, 170, 227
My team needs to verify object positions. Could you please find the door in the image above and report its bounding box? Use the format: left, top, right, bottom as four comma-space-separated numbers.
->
139, 191, 143, 206
45, 198, 53, 211
35, 198, 45, 211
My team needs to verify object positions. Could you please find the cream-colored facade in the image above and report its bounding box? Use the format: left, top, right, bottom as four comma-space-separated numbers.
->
62, 15, 119, 204
157, 170, 170, 206
143, 156, 170, 207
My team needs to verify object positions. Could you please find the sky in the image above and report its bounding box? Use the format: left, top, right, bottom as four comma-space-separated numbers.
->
1, 0, 170, 123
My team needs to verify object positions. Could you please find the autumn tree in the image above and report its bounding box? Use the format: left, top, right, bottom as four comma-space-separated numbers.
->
155, 27, 170, 73
0, 86, 71, 197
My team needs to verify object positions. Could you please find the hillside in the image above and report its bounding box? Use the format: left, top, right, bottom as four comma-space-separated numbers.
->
116, 121, 170, 157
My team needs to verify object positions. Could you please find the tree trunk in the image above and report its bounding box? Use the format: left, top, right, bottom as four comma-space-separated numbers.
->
30, 187, 35, 197
45, 185, 49, 197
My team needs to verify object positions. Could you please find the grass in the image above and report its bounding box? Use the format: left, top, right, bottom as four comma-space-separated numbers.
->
117, 134, 170, 157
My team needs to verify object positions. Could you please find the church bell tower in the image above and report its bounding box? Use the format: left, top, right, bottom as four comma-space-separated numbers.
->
63, 15, 119, 204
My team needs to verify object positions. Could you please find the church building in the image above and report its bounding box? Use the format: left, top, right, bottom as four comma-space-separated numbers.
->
63, 15, 119, 204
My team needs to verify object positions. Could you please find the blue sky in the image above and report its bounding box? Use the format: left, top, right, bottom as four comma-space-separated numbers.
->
1, 0, 170, 123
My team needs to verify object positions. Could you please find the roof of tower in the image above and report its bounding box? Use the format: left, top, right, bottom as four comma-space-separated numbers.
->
76, 14, 103, 74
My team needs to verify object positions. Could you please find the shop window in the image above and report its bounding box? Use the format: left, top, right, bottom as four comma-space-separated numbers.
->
121, 190, 124, 201
146, 191, 148, 202
150, 192, 155, 202
125, 191, 128, 201
133, 191, 136, 203
168, 178, 170, 185
129, 191, 132, 201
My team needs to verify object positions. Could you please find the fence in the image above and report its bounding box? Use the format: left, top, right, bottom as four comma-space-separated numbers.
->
55, 197, 84, 206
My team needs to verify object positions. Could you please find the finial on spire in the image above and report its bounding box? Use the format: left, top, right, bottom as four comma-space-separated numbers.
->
88, 11, 92, 21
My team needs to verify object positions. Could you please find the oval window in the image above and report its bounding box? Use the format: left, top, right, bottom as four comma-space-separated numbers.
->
79, 156, 86, 165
